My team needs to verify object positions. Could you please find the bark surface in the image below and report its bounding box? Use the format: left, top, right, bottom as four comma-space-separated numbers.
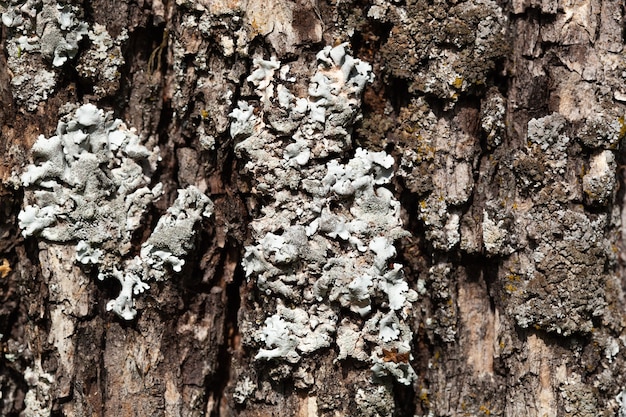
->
1, 0, 626, 416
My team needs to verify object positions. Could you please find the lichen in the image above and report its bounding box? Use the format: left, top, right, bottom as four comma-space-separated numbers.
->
233, 44, 417, 389
2, 0, 88, 67
76, 23, 128, 98
22, 359, 54, 417
2, 0, 127, 110
391, 97, 479, 252
617, 390, 626, 417
18, 104, 213, 320
355, 385, 395, 417
582, 150, 616, 206
576, 112, 624, 150
377, 0, 507, 105
513, 114, 573, 199
491, 107, 619, 336
480, 87, 506, 149
233, 377, 256, 405
503, 206, 611, 335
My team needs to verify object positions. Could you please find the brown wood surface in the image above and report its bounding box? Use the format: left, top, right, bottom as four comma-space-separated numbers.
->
1, 0, 626, 416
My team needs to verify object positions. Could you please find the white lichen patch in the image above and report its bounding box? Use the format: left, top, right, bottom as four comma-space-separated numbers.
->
18, 104, 213, 320
418, 193, 462, 251
22, 359, 55, 417
233, 377, 256, 405
617, 389, 626, 417
355, 385, 395, 417
233, 44, 417, 386
3, 0, 127, 109
254, 303, 337, 363
482, 211, 506, 254
480, 88, 506, 149
9, 67, 57, 112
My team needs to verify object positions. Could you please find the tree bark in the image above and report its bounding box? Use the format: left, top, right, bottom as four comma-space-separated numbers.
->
1, 0, 626, 416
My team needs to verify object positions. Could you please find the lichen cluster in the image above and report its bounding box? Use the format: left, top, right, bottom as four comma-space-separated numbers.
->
233, 44, 418, 390
374, 0, 507, 105
393, 98, 480, 252
1, 0, 126, 109
494, 114, 617, 335
19, 104, 213, 319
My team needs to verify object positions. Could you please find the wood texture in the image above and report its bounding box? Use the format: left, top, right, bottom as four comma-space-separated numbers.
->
1, 0, 625, 416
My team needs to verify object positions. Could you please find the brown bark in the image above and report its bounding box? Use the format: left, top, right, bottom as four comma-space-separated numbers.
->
1, 0, 626, 416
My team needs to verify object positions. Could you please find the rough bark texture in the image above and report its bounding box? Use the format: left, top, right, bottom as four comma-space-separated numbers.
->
1, 0, 626, 416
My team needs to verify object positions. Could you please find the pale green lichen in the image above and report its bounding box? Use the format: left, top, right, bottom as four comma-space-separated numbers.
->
234, 44, 417, 390
3, 0, 127, 109
19, 104, 213, 320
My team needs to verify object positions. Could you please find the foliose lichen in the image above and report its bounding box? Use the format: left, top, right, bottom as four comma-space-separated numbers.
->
76, 23, 128, 98
18, 103, 213, 320
2, 0, 127, 109
2, 0, 88, 65
233, 44, 418, 389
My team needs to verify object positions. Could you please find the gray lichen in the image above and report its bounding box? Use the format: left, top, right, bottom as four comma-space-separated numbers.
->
480, 87, 506, 149
582, 150, 616, 206
40, 3, 89, 67
233, 44, 417, 391
502, 206, 611, 335
22, 359, 54, 417
76, 24, 128, 98
617, 390, 626, 417
355, 385, 395, 417
376, 0, 507, 106
2, 0, 127, 109
489, 108, 620, 336
576, 112, 624, 150
233, 377, 256, 405
18, 104, 213, 320
390, 97, 480, 252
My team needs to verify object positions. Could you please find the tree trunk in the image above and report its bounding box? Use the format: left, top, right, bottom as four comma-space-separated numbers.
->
1, 0, 625, 416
